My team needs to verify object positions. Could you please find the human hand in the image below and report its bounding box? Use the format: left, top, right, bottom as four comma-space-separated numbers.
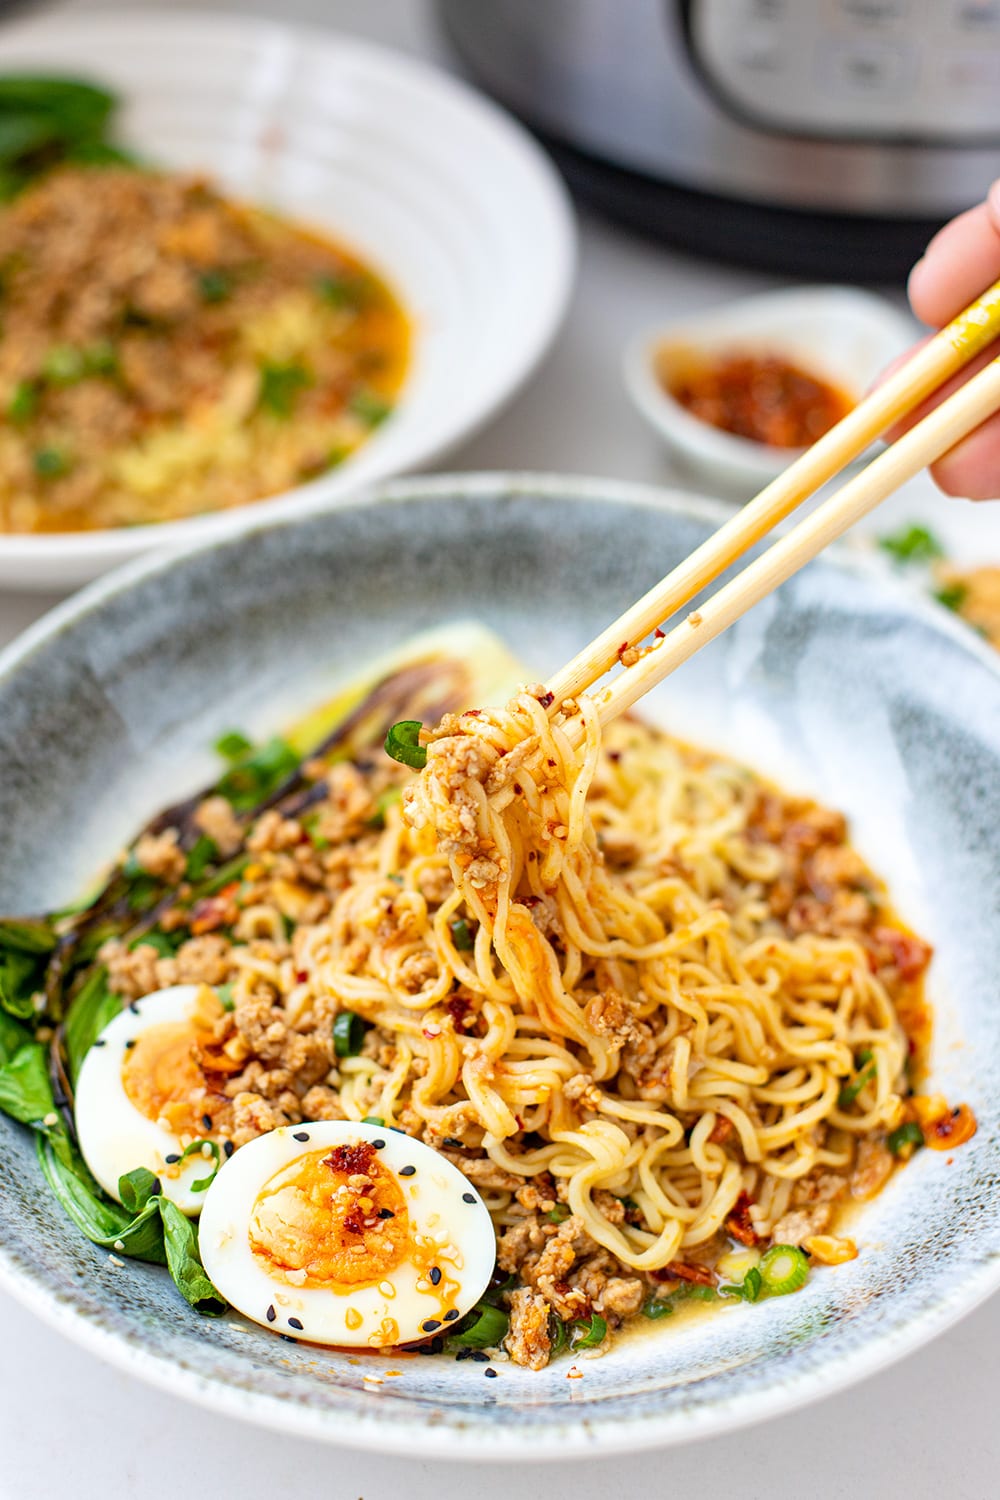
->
901, 181, 1000, 500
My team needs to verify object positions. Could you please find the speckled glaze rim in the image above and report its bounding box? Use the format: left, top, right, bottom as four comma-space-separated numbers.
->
2, 472, 999, 1461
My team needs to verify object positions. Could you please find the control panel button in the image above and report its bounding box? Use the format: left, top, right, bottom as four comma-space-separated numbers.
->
834, 0, 910, 28
823, 41, 916, 93
950, 2, 1000, 31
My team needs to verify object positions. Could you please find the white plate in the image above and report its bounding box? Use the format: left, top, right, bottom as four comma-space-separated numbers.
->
0, 12, 576, 589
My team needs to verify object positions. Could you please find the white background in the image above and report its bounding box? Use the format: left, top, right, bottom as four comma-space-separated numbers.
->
1, 1, 999, 1495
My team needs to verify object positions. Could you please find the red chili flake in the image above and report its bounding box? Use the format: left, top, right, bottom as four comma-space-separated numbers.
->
521, 895, 541, 908
536, 691, 555, 709
296, 970, 309, 984
607, 750, 622, 762
324, 1142, 377, 1175
446, 995, 472, 1029
654, 628, 665, 639
513, 782, 523, 795
342, 1206, 368, 1235
709, 1116, 734, 1146
725, 1190, 759, 1247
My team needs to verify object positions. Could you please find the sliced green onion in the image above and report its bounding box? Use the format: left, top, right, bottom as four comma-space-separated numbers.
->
198, 268, 232, 303
33, 446, 70, 478
361, 1115, 385, 1127
641, 1294, 674, 1320
258, 360, 311, 418
350, 389, 392, 428
448, 1300, 508, 1349
178, 1138, 221, 1192
548, 1314, 569, 1353
450, 917, 474, 952
7, 380, 37, 423
758, 1244, 809, 1297
384, 720, 426, 770
569, 1313, 606, 1350
887, 1120, 924, 1156
43, 344, 85, 385
302, 812, 331, 850
333, 1010, 368, 1058
719, 1265, 762, 1303
367, 785, 403, 829
216, 982, 235, 1012
546, 1202, 571, 1224
838, 1048, 876, 1108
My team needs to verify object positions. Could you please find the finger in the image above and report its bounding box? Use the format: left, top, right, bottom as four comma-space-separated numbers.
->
928, 411, 1000, 500
908, 185, 1000, 328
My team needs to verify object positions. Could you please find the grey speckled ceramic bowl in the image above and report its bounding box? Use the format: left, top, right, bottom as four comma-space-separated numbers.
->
1, 474, 999, 1460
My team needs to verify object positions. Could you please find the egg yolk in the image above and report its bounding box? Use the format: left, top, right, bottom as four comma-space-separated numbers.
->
121, 1021, 219, 1136
248, 1142, 411, 1288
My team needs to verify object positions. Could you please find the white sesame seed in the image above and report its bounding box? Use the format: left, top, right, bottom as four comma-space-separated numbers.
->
201, 1142, 213, 1158
113, 1240, 125, 1253
42, 1112, 58, 1128
108, 1255, 125, 1268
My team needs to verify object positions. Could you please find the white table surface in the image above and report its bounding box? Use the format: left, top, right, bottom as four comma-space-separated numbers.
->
2, 1, 999, 1495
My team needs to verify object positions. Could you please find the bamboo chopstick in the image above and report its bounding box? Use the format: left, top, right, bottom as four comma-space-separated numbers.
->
548, 278, 1000, 708
559, 351, 1000, 739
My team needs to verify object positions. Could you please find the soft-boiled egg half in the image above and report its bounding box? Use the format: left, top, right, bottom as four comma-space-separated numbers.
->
75, 983, 229, 1215
198, 1121, 497, 1348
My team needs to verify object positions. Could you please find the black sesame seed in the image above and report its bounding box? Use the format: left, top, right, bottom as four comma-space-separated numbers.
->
223, 1140, 235, 1158
129, 1002, 140, 1015
93, 1039, 106, 1048
266, 1304, 276, 1323
378, 1208, 395, 1220
399, 1165, 416, 1177
462, 1192, 476, 1204
202, 1114, 212, 1130
124, 1039, 136, 1049
164, 1153, 181, 1165
421, 1319, 441, 1333
484, 1367, 497, 1378
471, 1350, 490, 1363
280, 1334, 298, 1344
444, 1309, 460, 1322
455, 1347, 472, 1361
150, 1177, 162, 1195
372, 1138, 386, 1150
292, 1131, 310, 1142
429, 1266, 442, 1286
288, 1317, 304, 1331
443, 1137, 463, 1148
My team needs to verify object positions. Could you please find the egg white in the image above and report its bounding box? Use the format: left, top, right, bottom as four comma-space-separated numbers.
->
75, 984, 223, 1215
198, 1121, 497, 1348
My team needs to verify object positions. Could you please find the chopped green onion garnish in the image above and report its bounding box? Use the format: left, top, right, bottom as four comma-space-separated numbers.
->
838, 1049, 876, 1108
367, 785, 403, 829
450, 917, 474, 951
349, 390, 392, 427
384, 720, 426, 770
33, 446, 70, 478
720, 1266, 762, 1303
546, 1202, 571, 1224
7, 380, 37, 423
83, 339, 117, 376
333, 1010, 368, 1058
216, 982, 235, 1012
258, 361, 311, 418
302, 812, 331, 850
879, 524, 944, 565
887, 1120, 924, 1156
178, 1138, 221, 1192
198, 268, 232, 303
361, 1115, 385, 1127
758, 1244, 809, 1297
448, 1300, 508, 1349
641, 1294, 674, 1320
43, 344, 85, 385
548, 1314, 569, 1353
315, 272, 362, 309
569, 1313, 606, 1350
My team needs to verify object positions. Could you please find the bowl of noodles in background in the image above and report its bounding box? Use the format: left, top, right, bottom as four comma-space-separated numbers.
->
0, 473, 998, 1458
0, 13, 575, 589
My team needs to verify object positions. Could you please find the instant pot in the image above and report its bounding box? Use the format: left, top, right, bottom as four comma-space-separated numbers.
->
439, 0, 1000, 280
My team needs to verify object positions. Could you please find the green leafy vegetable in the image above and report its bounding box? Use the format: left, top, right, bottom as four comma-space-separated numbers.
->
879, 524, 944, 565
214, 729, 254, 760
887, 1120, 924, 1156
384, 720, 426, 770
198, 268, 232, 304
546, 1202, 571, 1224
0, 1041, 53, 1125
758, 1244, 809, 1297
178, 1138, 221, 1192
185, 834, 218, 881
63, 966, 120, 1082
216, 735, 298, 811
159, 1198, 227, 1314
447, 1300, 509, 1349
333, 1010, 368, 1058
33, 446, 71, 479
719, 1265, 763, 1303
258, 361, 311, 418
0, 76, 127, 198
7, 380, 37, 423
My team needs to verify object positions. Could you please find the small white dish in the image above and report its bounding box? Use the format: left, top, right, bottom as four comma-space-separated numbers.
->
0, 12, 576, 590
624, 286, 917, 493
